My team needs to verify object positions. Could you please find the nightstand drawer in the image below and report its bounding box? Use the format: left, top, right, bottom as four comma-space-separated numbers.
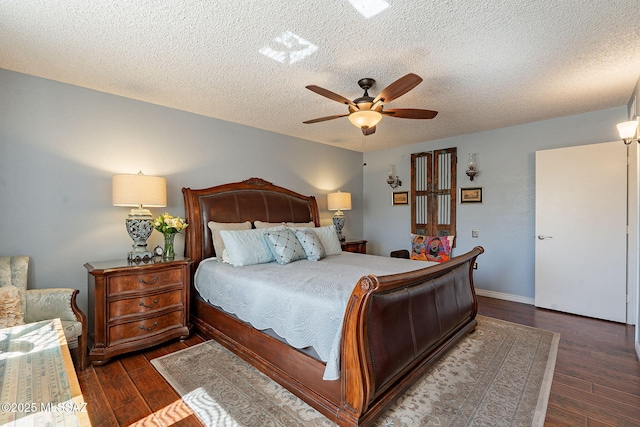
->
108, 267, 184, 295
108, 310, 184, 346
108, 289, 184, 321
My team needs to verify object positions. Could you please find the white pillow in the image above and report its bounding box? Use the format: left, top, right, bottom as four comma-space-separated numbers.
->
254, 220, 283, 229
309, 225, 342, 256
208, 221, 252, 258
255, 220, 315, 229
285, 221, 316, 228
220, 226, 285, 267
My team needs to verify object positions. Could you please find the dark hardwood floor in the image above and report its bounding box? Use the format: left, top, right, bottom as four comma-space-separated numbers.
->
77, 296, 640, 426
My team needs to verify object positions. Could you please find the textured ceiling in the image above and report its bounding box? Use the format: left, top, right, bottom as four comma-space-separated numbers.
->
2, 0, 640, 152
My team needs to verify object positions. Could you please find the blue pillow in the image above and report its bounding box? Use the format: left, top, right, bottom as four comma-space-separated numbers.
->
265, 229, 307, 265
219, 226, 285, 266
294, 228, 326, 261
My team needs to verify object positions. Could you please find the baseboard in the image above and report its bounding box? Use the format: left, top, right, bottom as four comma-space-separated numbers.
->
476, 288, 535, 306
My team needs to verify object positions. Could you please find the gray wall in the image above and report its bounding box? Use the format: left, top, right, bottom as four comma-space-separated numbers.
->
0, 67, 631, 313
363, 106, 627, 301
0, 69, 364, 313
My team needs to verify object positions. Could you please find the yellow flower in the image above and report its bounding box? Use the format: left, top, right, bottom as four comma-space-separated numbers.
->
153, 212, 188, 234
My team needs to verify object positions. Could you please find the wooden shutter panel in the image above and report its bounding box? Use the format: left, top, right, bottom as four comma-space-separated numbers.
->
411, 148, 457, 237
411, 151, 432, 235
433, 148, 457, 237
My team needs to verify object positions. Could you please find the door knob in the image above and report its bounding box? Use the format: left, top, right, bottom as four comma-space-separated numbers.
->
537, 235, 553, 240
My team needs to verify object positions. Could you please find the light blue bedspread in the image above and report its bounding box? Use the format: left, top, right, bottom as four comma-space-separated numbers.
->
194, 252, 435, 380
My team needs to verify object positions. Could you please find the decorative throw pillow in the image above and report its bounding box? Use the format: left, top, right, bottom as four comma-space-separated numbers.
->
264, 228, 307, 265
208, 221, 252, 259
410, 234, 454, 262
0, 285, 25, 328
294, 228, 326, 261
219, 226, 285, 267
311, 225, 343, 256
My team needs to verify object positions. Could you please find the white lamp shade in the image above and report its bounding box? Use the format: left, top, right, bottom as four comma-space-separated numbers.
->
348, 110, 382, 128
112, 173, 167, 207
328, 191, 352, 211
616, 120, 638, 139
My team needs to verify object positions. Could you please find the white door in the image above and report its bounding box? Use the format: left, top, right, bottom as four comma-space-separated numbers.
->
535, 142, 627, 322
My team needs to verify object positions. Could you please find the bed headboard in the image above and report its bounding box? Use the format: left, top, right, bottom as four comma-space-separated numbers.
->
182, 177, 320, 267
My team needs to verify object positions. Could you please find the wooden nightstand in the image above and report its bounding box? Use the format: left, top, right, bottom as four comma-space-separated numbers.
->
84, 257, 192, 365
341, 240, 367, 254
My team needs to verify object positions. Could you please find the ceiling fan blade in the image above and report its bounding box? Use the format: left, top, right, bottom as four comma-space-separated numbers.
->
383, 108, 438, 119
373, 73, 423, 104
362, 126, 376, 136
305, 85, 357, 108
303, 114, 348, 124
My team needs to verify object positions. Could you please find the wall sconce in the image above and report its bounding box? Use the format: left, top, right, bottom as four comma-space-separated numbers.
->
112, 171, 167, 261
466, 153, 478, 181
386, 164, 402, 189
616, 119, 639, 145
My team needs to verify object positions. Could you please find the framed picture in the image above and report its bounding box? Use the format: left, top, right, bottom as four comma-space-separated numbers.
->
460, 187, 483, 203
392, 191, 409, 205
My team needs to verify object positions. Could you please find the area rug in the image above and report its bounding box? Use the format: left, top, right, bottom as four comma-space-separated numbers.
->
151, 316, 559, 426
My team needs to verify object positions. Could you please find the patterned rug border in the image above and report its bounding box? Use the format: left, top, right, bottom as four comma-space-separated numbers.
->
152, 315, 560, 427
510, 318, 560, 426
474, 316, 560, 426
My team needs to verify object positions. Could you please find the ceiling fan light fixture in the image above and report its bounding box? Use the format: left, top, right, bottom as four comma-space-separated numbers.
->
348, 110, 382, 129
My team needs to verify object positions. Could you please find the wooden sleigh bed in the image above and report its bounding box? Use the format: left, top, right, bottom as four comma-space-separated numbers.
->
182, 177, 483, 427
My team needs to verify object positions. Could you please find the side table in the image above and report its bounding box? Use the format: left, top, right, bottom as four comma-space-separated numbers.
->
84, 257, 192, 365
341, 240, 367, 254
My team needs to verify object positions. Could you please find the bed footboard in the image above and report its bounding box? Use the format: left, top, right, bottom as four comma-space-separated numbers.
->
339, 246, 483, 426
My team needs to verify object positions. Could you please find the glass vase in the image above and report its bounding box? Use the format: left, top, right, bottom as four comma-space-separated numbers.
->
163, 233, 176, 260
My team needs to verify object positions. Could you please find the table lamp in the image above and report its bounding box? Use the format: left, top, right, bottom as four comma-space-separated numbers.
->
328, 191, 351, 242
112, 171, 167, 261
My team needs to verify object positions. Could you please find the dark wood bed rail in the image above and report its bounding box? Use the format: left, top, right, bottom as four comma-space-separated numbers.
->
339, 247, 483, 424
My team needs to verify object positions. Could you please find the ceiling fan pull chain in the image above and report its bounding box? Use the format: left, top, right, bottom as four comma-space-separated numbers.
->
362, 134, 367, 167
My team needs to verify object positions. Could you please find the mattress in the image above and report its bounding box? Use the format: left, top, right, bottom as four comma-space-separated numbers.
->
194, 252, 434, 380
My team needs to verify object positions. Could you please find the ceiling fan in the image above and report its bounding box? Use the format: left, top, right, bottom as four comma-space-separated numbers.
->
303, 73, 438, 136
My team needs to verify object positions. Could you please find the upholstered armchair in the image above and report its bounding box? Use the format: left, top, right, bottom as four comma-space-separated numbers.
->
0, 256, 88, 370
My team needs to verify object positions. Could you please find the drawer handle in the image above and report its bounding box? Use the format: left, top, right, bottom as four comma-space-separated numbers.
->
139, 276, 159, 285
139, 322, 158, 332
139, 299, 159, 309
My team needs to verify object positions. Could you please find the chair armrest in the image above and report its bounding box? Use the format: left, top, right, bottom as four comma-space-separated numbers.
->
25, 288, 83, 324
